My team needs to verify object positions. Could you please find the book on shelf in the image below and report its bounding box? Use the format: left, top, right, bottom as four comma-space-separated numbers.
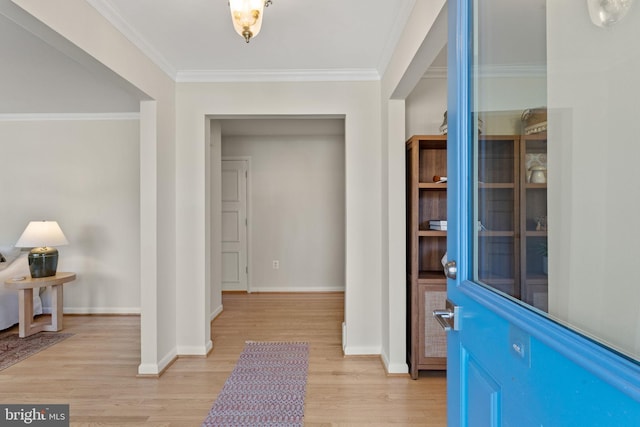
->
429, 220, 447, 231
419, 220, 448, 231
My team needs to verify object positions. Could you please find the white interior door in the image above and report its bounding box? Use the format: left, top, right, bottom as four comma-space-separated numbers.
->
221, 159, 248, 291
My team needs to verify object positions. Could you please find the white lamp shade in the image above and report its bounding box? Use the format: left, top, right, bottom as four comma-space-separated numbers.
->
15, 221, 69, 248
229, 0, 266, 41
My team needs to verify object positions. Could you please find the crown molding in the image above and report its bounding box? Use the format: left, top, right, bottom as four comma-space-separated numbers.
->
376, 0, 416, 77
422, 66, 447, 79
421, 64, 547, 80
86, 0, 177, 80
476, 64, 547, 78
176, 68, 381, 83
0, 113, 139, 121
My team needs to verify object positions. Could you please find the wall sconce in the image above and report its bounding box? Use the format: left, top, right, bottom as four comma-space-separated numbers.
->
15, 221, 69, 278
588, 0, 634, 27
229, 0, 272, 43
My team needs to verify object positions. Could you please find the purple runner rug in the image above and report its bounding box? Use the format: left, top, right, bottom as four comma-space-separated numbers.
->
202, 341, 309, 427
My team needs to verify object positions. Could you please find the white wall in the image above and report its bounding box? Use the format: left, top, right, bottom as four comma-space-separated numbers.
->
177, 81, 382, 355
406, 76, 448, 137
547, 1, 640, 358
209, 121, 222, 320
0, 118, 140, 313
222, 133, 345, 292
407, 75, 546, 137
13, 0, 178, 375
380, 0, 447, 374
12, 0, 453, 374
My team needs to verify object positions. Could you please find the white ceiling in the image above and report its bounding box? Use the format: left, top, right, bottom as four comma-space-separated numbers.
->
0, 0, 416, 114
87, 0, 416, 81
85, 0, 546, 80
0, 0, 547, 115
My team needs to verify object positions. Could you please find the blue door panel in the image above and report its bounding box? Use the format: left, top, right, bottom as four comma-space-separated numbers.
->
451, 283, 640, 427
466, 354, 501, 427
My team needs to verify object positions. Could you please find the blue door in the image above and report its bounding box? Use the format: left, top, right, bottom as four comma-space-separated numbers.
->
441, 0, 640, 425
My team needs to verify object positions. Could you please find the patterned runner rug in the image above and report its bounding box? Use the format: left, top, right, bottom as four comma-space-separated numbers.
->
202, 341, 309, 427
0, 332, 73, 371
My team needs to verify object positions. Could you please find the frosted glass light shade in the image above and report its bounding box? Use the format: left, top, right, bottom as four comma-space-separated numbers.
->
588, 0, 634, 27
15, 221, 69, 248
229, 0, 267, 42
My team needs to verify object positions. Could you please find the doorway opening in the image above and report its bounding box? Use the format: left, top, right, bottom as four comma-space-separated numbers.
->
213, 116, 346, 302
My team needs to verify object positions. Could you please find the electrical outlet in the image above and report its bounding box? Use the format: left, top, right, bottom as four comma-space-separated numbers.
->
272, 260, 279, 269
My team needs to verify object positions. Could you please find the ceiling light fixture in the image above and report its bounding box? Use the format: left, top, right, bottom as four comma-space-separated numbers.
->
229, 0, 272, 43
587, 0, 634, 27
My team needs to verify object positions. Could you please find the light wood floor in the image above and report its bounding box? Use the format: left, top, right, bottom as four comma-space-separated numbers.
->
0, 292, 446, 426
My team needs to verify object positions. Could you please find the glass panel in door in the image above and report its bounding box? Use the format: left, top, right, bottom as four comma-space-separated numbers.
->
472, 0, 640, 362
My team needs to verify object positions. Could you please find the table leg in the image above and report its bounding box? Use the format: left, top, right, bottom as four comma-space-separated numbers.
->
17, 288, 34, 338
49, 284, 64, 331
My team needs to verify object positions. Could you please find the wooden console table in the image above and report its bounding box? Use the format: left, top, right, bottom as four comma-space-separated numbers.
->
4, 272, 76, 337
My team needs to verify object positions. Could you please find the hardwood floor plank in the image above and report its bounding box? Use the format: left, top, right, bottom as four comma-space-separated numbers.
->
0, 292, 446, 426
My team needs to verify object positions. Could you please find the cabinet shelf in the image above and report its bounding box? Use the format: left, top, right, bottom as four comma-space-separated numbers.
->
525, 183, 547, 189
417, 270, 446, 285
419, 183, 447, 190
479, 183, 515, 189
478, 276, 515, 286
418, 230, 447, 237
478, 231, 515, 237
524, 275, 548, 285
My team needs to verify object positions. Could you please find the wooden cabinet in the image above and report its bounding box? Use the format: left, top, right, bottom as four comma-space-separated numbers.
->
406, 135, 448, 379
477, 135, 520, 297
519, 133, 548, 311
405, 133, 548, 378
476, 133, 548, 310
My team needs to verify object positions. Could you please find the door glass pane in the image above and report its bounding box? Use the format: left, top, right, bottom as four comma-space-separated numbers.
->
472, 0, 640, 361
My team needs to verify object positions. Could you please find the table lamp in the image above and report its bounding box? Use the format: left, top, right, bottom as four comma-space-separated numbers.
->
15, 221, 69, 278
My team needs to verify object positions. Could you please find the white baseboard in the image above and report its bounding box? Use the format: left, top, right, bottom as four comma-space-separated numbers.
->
138, 347, 177, 376
44, 307, 141, 315
380, 350, 409, 374
210, 304, 223, 321
138, 363, 161, 376
0, 112, 140, 121
158, 348, 178, 372
386, 362, 410, 374
249, 285, 345, 293
343, 345, 382, 356
176, 343, 211, 356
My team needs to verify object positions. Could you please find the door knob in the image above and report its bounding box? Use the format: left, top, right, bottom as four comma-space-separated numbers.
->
433, 299, 460, 331
433, 309, 455, 331
444, 260, 457, 279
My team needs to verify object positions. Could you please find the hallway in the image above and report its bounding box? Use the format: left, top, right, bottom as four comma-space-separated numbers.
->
214, 292, 447, 426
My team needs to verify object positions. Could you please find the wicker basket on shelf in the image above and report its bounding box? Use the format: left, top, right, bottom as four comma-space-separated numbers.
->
521, 107, 547, 135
